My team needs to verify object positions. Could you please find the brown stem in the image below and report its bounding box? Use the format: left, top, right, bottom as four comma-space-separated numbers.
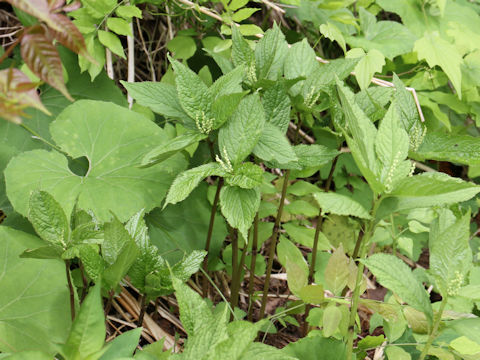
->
104, 290, 114, 316
65, 260, 76, 321
137, 294, 147, 327
259, 169, 291, 318
202, 178, 224, 297
230, 235, 248, 319
247, 213, 259, 321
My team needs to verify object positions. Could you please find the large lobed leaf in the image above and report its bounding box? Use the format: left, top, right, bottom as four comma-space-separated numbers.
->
5, 100, 186, 222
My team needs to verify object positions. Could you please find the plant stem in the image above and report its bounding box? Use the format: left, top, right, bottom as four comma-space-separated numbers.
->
202, 178, 224, 297
65, 260, 76, 322
137, 294, 147, 327
104, 290, 114, 316
259, 169, 291, 318
20, 123, 67, 155
419, 297, 448, 360
231, 227, 239, 297
247, 213, 259, 321
231, 236, 248, 317
303, 155, 339, 335
346, 199, 381, 359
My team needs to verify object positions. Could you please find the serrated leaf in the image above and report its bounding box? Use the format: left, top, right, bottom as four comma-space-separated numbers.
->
313, 192, 371, 219
226, 162, 264, 189
253, 123, 297, 167
5, 100, 183, 222
21, 27, 72, 100
376, 172, 480, 219
170, 56, 212, 121
48, 13, 91, 61
208, 66, 244, 100
0, 227, 71, 354
28, 190, 69, 247
211, 92, 246, 129
220, 185, 260, 240
98, 30, 125, 59
141, 132, 207, 168
284, 39, 318, 96
121, 81, 191, 123
62, 283, 105, 359
363, 253, 433, 324
430, 210, 472, 297
412, 132, 480, 165
231, 25, 255, 68
165, 163, 226, 206
107, 17, 132, 37
414, 31, 463, 98
219, 94, 265, 165
392, 74, 422, 144
255, 24, 288, 80
262, 83, 291, 133
320, 22, 346, 53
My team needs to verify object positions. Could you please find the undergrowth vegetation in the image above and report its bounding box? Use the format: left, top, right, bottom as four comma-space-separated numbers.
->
1, 0, 480, 359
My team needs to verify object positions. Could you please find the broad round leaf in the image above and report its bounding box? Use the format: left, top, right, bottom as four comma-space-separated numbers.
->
5, 100, 185, 222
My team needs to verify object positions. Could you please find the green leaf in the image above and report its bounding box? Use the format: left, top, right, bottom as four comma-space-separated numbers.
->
375, 103, 411, 191
346, 8, 416, 59
322, 305, 342, 337
165, 163, 226, 206
106, 17, 132, 37
20, 245, 63, 259
347, 48, 385, 90
363, 253, 433, 324
231, 8, 259, 22
385, 346, 411, 360
121, 81, 191, 123
253, 123, 297, 167
277, 237, 308, 295
128, 244, 164, 294
298, 285, 324, 304
414, 31, 463, 98
255, 24, 288, 80
212, 92, 247, 129
62, 283, 106, 359
430, 209, 472, 297
283, 222, 330, 249
167, 36, 197, 60
220, 185, 260, 240
100, 328, 142, 360
284, 39, 318, 96
219, 94, 265, 165
208, 66, 245, 100
294, 145, 339, 169
116, 5, 142, 19
313, 192, 371, 219
0, 227, 71, 354
336, 79, 382, 192
262, 83, 291, 133
28, 190, 69, 247
5, 100, 184, 222
412, 132, 480, 165
231, 25, 255, 68
376, 172, 480, 219
320, 22, 346, 53
282, 336, 347, 360
141, 132, 207, 168
1, 351, 52, 360
226, 162, 264, 189
98, 30, 125, 59
170, 56, 213, 122
324, 245, 350, 295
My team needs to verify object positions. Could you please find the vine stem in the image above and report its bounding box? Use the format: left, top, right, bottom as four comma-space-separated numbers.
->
419, 297, 448, 360
65, 260, 76, 321
247, 213, 259, 321
303, 154, 339, 335
202, 178, 224, 297
259, 169, 290, 318
346, 198, 381, 359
